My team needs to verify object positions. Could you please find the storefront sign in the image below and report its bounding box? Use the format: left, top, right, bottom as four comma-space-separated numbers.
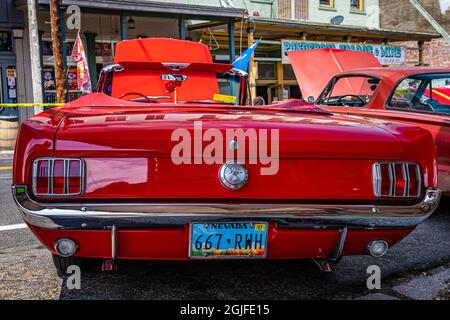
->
6, 68, 16, 78
6, 67, 17, 102
282, 40, 406, 65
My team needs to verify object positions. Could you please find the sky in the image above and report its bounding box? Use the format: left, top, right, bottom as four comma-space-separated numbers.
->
439, 0, 450, 14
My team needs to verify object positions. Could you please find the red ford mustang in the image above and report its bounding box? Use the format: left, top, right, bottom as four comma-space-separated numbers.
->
12, 39, 441, 274
288, 48, 450, 195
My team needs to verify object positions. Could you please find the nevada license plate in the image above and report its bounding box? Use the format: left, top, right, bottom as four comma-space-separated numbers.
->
189, 222, 268, 258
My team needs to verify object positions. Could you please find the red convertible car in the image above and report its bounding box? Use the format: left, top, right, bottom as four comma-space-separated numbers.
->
288, 49, 450, 195
12, 39, 441, 274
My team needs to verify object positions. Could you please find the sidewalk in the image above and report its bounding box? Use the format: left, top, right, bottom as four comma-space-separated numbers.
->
355, 263, 450, 300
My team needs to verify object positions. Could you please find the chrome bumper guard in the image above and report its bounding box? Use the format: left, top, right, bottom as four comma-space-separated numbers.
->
12, 185, 441, 230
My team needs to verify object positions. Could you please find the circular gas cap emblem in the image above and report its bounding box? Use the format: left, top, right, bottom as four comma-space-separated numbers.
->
219, 162, 248, 190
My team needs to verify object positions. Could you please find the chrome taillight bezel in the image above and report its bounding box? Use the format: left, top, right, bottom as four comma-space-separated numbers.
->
32, 158, 85, 196
372, 162, 422, 198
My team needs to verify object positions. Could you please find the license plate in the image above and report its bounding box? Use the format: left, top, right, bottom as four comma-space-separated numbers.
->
189, 222, 268, 258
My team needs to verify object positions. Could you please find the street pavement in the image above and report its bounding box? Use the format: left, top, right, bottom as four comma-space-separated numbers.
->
0, 154, 449, 300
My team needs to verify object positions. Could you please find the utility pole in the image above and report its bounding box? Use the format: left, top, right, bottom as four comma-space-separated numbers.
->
26, 0, 43, 115
49, 0, 67, 103
247, 20, 256, 101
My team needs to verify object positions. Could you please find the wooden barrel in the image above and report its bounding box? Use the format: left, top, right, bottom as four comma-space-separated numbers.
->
0, 116, 19, 150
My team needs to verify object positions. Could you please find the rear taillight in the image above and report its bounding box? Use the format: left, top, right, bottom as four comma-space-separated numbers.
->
33, 158, 84, 196
373, 162, 421, 198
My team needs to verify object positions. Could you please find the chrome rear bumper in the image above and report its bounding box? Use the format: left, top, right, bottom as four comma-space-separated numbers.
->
12, 185, 441, 230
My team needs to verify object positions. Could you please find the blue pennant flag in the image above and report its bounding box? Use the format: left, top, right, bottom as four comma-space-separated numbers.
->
232, 40, 260, 72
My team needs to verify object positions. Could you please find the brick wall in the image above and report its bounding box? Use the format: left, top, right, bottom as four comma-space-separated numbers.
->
423, 38, 450, 67
381, 0, 450, 67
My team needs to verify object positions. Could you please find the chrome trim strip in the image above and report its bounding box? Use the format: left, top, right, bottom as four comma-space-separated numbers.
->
111, 225, 117, 260
372, 163, 381, 198
12, 186, 441, 230
404, 164, 410, 197
402, 163, 409, 197
329, 227, 347, 261
416, 165, 422, 198
49, 159, 54, 195
64, 160, 69, 194
390, 163, 396, 197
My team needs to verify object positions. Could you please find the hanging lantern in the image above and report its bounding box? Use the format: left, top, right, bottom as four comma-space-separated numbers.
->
127, 17, 135, 30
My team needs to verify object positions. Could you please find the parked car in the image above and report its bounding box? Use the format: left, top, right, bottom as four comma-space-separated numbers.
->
13, 39, 441, 274
288, 48, 450, 195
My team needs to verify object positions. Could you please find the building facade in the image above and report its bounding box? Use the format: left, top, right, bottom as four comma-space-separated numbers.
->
381, 0, 450, 67
4, 0, 443, 123
278, 0, 380, 28
10, 0, 244, 120
0, 0, 24, 118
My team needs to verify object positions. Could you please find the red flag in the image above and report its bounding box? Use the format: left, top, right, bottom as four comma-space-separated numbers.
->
71, 31, 92, 94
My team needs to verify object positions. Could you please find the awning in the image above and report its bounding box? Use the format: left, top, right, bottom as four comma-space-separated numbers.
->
252, 18, 441, 42
37, 0, 244, 19
193, 18, 441, 48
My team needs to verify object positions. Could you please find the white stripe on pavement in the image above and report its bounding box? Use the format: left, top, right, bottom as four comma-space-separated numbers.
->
0, 223, 27, 231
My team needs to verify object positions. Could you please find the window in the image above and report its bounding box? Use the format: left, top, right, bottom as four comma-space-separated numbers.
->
320, 0, 334, 8
283, 64, 296, 81
350, 0, 364, 11
317, 75, 380, 107
257, 62, 276, 80
387, 73, 450, 115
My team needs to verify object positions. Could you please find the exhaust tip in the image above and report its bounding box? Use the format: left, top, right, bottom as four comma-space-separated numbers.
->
54, 238, 78, 257
366, 240, 388, 257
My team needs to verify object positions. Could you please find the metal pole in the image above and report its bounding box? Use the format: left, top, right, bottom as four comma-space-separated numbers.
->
26, 0, 43, 114
120, 13, 128, 40
178, 16, 186, 40
228, 20, 235, 63
418, 40, 424, 66
228, 20, 236, 99
49, 0, 67, 103
247, 22, 256, 101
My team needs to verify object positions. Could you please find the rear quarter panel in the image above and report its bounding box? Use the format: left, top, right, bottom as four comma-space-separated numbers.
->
13, 109, 68, 185
324, 107, 448, 193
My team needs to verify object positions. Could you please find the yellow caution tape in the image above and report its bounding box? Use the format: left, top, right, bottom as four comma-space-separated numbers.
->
213, 94, 237, 104
0, 103, 65, 107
